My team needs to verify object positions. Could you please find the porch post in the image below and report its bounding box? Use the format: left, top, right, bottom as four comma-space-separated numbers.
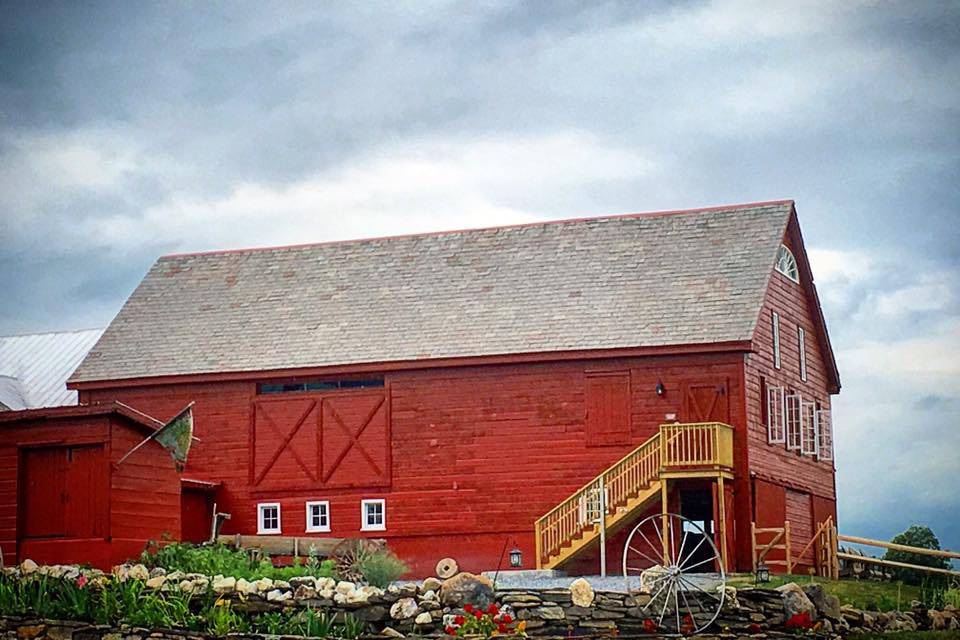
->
660, 478, 669, 565
717, 474, 728, 573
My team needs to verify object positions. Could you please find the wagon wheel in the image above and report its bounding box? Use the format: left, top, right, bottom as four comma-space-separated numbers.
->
622, 513, 726, 636
331, 538, 382, 583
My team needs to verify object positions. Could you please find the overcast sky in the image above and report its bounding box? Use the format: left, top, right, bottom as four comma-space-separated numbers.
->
1, 1, 958, 557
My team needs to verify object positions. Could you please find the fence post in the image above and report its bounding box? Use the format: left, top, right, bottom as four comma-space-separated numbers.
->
785, 520, 793, 574
751, 521, 757, 573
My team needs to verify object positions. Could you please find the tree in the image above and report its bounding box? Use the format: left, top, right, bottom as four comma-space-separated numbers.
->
883, 525, 951, 585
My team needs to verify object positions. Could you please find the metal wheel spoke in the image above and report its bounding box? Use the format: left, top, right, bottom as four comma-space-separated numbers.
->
680, 536, 707, 569
674, 581, 682, 633
628, 543, 663, 568
679, 585, 695, 630
657, 579, 673, 628
636, 528, 663, 567
679, 554, 717, 573
643, 575, 671, 612
678, 575, 722, 602
676, 529, 690, 567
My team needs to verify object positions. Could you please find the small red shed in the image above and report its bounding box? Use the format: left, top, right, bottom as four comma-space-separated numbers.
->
0, 402, 182, 568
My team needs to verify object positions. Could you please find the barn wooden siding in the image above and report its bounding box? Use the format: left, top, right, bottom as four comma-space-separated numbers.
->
744, 220, 837, 571
0, 410, 180, 568
82, 353, 746, 576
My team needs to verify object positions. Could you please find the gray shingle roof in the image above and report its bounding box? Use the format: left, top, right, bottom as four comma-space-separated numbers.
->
70, 202, 793, 383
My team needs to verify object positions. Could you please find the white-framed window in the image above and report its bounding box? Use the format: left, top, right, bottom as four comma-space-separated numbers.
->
306, 501, 330, 533
800, 401, 818, 456
776, 244, 799, 282
785, 393, 802, 451
772, 312, 781, 369
766, 384, 786, 444
817, 409, 833, 461
361, 499, 386, 531
257, 502, 281, 534
798, 327, 807, 382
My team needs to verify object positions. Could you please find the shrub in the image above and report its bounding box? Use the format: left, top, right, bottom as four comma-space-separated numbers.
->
883, 525, 951, 586
358, 549, 409, 588
140, 541, 336, 581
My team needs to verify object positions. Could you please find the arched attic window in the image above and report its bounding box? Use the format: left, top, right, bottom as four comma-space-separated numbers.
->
775, 244, 799, 283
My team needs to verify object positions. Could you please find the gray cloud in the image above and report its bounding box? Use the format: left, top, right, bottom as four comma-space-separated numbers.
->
1, 0, 959, 551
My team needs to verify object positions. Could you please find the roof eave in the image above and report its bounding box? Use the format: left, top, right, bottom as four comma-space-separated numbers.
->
68, 340, 756, 390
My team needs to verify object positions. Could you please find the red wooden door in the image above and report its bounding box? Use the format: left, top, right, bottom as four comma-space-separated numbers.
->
64, 445, 109, 538
682, 380, 729, 423
585, 372, 631, 445
322, 393, 389, 488
20, 448, 67, 538
20, 445, 108, 539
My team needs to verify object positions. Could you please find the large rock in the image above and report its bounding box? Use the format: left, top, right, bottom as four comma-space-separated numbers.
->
802, 583, 840, 619
776, 582, 817, 620
212, 575, 236, 594
569, 578, 595, 607
20, 559, 38, 575
439, 572, 494, 608
390, 597, 418, 620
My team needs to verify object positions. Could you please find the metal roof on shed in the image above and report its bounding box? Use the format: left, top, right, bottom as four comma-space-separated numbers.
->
0, 328, 103, 408
71, 202, 795, 384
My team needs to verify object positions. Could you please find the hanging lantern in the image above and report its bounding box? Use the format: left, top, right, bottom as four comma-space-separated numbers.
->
509, 546, 523, 567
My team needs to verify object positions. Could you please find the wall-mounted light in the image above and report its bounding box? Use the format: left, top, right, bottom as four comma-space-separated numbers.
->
509, 545, 523, 568
655, 380, 665, 397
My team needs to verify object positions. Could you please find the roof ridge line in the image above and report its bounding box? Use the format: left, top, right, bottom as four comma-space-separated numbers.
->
0, 327, 104, 339
160, 199, 796, 260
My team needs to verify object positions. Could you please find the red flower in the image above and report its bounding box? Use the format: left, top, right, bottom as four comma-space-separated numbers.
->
642, 618, 658, 633
454, 615, 465, 625
786, 612, 813, 630
501, 614, 513, 624
474, 610, 483, 620
497, 623, 507, 633
76, 575, 88, 588
464, 604, 474, 613
487, 603, 499, 615
444, 626, 456, 635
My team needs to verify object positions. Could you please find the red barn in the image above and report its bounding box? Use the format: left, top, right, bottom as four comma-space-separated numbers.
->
14, 200, 838, 576
0, 403, 181, 567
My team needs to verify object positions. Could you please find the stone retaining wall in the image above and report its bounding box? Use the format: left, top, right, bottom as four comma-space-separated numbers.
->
5, 562, 960, 638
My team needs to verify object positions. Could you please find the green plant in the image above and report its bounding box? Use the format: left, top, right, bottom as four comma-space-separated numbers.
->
339, 613, 366, 639
358, 549, 409, 588
292, 606, 334, 637
58, 577, 95, 620
920, 578, 947, 610
140, 541, 336, 581
206, 597, 249, 636
253, 611, 290, 635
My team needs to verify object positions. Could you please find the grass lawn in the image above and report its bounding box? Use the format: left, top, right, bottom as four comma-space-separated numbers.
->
728, 573, 924, 611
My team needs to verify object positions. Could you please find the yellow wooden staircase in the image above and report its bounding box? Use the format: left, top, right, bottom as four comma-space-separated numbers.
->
534, 422, 734, 570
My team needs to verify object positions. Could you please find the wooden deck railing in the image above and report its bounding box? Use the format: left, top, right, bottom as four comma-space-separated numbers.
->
535, 422, 734, 567
660, 422, 734, 469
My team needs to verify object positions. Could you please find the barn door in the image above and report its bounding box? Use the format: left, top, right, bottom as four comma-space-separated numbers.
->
20, 445, 108, 539
682, 379, 729, 423
20, 448, 67, 538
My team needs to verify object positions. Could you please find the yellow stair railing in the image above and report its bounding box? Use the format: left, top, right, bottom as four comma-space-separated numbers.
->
534, 422, 734, 569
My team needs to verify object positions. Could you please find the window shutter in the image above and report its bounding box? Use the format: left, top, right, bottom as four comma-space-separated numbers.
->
766, 384, 785, 444
817, 409, 833, 461
785, 393, 802, 450
800, 401, 818, 456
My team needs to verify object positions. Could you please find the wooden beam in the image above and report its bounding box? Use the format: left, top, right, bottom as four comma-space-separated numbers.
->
837, 552, 960, 578
717, 475, 728, 573
838, 534, 960, 560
